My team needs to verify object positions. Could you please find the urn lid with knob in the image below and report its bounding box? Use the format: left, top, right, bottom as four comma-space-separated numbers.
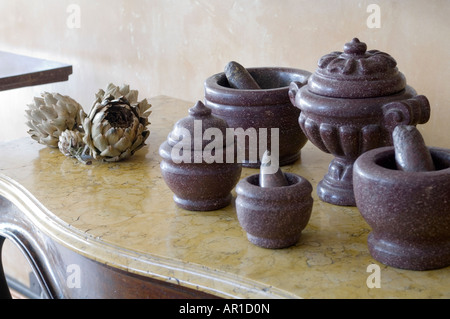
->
306, 38, 407, 99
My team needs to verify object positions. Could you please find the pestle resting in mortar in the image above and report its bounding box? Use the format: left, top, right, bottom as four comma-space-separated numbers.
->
224, 61, 261, 90
393, 125, 435, 172
259, 150, 289, 188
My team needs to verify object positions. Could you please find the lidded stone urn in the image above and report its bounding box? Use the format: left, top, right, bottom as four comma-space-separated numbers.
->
289, 38, 431, 206
159, 101, 242, 211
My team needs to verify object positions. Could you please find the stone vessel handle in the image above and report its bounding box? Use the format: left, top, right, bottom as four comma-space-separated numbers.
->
288, 80, 308, 107
382, 95, 430, 137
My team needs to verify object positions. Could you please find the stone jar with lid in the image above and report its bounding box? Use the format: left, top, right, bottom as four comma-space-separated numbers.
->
159, 101, 242, 211
289, 38, 431, 206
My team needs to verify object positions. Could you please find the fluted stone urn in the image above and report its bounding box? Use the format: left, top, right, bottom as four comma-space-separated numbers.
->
289, 38, 431, 206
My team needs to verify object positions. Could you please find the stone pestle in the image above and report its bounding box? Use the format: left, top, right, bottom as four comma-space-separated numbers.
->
259, 150, 289, 188
393, 125, 435, 172
224, 61, 261, 90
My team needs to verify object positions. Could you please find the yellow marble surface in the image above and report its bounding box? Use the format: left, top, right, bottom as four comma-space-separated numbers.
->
1, 95, 449, 299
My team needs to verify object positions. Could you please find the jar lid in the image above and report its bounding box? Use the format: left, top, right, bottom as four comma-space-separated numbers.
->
307, 38, 406, 98
167, 100, 229, 150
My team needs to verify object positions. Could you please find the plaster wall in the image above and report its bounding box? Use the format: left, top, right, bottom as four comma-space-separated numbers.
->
0, 0, 448, 146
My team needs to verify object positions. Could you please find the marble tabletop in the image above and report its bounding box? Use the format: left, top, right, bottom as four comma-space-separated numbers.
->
0, 95, 449, 299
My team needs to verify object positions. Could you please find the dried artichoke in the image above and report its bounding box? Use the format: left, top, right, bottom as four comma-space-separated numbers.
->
82, 84, 152, 162
25, 92, 85, 148
58, 129, 85, 156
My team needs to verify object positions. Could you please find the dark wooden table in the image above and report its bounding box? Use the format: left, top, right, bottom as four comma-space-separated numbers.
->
0, 51, 72, 91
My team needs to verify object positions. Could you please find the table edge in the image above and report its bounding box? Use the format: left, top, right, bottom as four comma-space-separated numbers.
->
0, 173, 301, 299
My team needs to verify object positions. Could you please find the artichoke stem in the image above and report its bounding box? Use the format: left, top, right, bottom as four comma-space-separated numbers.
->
74, 145, 93, 165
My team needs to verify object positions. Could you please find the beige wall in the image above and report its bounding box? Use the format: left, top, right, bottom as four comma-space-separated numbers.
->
0, 0, 448, 147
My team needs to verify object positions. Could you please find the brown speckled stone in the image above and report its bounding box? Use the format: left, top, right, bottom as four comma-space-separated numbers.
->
224, 61, 261, 90
235, 173, 313, 249
353, 146, 450, 270
393, 125, 435, 172
259, 150, 289, 188
204, 67, 311, 168
289, 38, 431, 206
159, 101, 242, 211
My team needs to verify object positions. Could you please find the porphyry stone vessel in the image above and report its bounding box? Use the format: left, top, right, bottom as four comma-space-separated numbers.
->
236, 154, 313, 249
159, 101, 242, 211
204, 66, 311, 168
353, 146, 450, 270
289, 38, 431, 206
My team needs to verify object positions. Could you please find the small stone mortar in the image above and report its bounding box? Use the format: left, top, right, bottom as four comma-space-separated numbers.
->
236, 152, 313, 248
